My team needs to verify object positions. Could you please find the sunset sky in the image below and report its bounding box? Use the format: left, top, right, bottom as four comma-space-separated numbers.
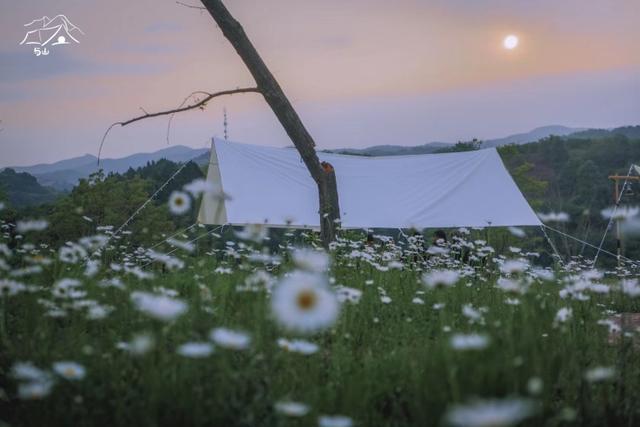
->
0, 0, 639, 167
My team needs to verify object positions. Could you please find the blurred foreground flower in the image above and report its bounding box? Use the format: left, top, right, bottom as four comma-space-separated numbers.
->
52, 361, 86, 380
444, 398, 537, 427
130, 291, 187, 321
537, 211, 569, 223
210, 327, 251, 350
293, 248, 330, 273
275, 400, 310, 417
422, 270, 460, 289
177, 342, 214, 358
277, 338, 319, 355
168, 191, 191, 215
117, 333, 155, 355
584, 366, 616, 383
450, 333, 490, 350
272, 271, 339, 334
318, 415, 354, 427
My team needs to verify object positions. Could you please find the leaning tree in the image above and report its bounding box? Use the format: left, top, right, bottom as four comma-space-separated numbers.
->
101, 0, 340, 248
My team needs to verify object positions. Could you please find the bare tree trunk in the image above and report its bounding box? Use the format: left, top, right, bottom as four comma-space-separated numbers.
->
200, 0, 340, 248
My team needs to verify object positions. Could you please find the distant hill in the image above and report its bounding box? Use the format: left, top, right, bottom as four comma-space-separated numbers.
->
7, 145, 208, 191
0, 168, 60, 208
327, 142, 450, 156
568, 126, 640, 140
482, 125, 585, 148
328, 125, 586, 157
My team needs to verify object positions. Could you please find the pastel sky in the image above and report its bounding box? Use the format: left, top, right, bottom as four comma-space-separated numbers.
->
0, 0, 639, 167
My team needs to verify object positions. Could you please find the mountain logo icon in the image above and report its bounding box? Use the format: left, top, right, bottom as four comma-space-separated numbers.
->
19, 14, 84, 47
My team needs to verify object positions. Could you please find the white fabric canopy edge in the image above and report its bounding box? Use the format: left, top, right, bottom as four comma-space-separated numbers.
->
198, 138, 542, 229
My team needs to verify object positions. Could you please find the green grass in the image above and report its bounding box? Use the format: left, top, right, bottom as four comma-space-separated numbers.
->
1, 237, 640, 427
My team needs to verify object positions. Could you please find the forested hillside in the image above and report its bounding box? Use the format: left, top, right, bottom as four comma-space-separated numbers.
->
0, 168, 60, 207
500, 133, 640, 261
1, 160, 204, 248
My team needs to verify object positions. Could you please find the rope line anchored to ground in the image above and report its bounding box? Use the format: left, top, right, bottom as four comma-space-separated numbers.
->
543, 224, 640, 267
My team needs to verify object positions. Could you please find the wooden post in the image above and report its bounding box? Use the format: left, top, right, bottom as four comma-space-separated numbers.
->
614, 179, 621, 267
608, 175, 640, 267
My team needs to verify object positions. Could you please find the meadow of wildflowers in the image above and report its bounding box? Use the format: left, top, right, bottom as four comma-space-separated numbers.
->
1, 188, 640, 427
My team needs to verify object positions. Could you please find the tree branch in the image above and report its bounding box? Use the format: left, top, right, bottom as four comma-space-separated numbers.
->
176, 1, 207, 10
98, 87, 260, 164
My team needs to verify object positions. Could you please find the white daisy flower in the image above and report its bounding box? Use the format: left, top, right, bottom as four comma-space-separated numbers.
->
236, 224, 269, 243
117, 333, 155, 355
52, 361, 86, 380
584, 366, 616, 382
167, 238, 195, 253
621, 279, 640, 297
554, 307, 573, 325
275, 400, 310, 417
277, 338, 319, 355
422, 269, 459, 289
462, 304, 484, 323
318, 415, 354, 427
450, 333, 490, 350
0, 279, 27, 296
84, 259, 101, 278
168, 191, 191, 215
210, 327, 251, 350
532, 268, 554, 282
601, 205, 639, 220
496, 277, 523, 294
537, 211, 570, 223
183, 178, 217, 197
335, 286, 362, 304
177, 342, 214, 358
444, 398, 537, 427
58, 243, 88, 264
500, 260, 529, 275
130, 291, 187, 321
271, 271, 339, 334
18, 380, 55, 400
507, 227, 526, 238
292, 248, 330, 273
11, 362, 49, 382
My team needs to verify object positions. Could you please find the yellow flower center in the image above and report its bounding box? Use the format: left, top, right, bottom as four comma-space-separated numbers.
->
296, 290, 317, 311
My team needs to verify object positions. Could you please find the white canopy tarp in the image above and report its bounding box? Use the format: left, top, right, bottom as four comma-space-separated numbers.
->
198, 138, 541, 229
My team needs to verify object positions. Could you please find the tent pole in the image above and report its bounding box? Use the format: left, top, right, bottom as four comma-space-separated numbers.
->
593, 165, 636, 266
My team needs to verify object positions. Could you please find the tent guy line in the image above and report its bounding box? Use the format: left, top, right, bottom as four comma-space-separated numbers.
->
93, 137, 638, 268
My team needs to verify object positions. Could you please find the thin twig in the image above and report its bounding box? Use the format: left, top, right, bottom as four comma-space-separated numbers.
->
98, 87, 260, 164
176, 1, 206, 10
166, 90, 211, 145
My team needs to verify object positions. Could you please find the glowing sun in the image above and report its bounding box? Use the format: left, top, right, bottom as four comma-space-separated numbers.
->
503, 35, 519, 50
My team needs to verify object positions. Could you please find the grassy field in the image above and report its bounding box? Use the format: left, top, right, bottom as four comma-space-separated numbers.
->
1, 222, 640, 427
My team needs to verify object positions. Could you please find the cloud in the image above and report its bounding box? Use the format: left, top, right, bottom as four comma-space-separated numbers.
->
0, 49, 171, 83
0, 49, 93, 82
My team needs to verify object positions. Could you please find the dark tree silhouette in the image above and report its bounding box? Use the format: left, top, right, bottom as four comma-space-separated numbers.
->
101, 0, 341, 248
199, 0, 341, 247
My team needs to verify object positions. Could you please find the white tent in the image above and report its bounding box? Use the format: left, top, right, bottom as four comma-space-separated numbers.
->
198, 138, 541, 229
